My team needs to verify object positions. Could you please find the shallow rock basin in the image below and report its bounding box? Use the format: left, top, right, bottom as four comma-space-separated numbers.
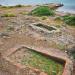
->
8, 47, 64, 75
29, 23, 60, 35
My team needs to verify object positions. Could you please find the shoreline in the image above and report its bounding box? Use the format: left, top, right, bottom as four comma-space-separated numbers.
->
0, 3, 75, 15
56, 7, 75, 14
55, 10, 75, 16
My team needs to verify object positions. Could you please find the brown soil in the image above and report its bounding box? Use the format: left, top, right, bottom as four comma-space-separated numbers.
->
0, 70, 12, 75
0, 5, 75, 75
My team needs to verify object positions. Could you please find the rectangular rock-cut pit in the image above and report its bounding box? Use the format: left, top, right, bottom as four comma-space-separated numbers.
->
7, 47, 64, 75
35, 23, 56, 31
28, 23, 60, 37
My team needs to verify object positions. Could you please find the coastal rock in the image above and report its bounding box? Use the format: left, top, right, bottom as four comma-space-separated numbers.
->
46, 3, 63, 9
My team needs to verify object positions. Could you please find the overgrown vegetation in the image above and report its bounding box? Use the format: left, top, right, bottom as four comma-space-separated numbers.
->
21, 48, 63, 75
0, 6, 13, 8
62, 15, 75, 26
30, 6, 54, 16
0, 4, 24, 8
1, 13, 16, 17
14, 4, 24, 7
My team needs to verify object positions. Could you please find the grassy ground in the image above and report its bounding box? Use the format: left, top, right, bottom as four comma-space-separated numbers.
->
21, 48, 63, 75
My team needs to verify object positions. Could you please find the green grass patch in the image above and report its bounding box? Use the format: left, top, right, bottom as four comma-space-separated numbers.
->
1, 13, 16, 17
30, 6, 54, 16
0, 4, 24, 8
62, 15, 75, 26
14, 4, 24, 7
21, 48, 63, 75
0, 6, 13, 8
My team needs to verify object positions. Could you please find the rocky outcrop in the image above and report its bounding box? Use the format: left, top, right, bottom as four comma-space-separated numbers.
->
45, 3, 63, 9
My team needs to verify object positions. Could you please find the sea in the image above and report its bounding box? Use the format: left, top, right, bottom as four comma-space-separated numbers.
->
0, 0, 75, 13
